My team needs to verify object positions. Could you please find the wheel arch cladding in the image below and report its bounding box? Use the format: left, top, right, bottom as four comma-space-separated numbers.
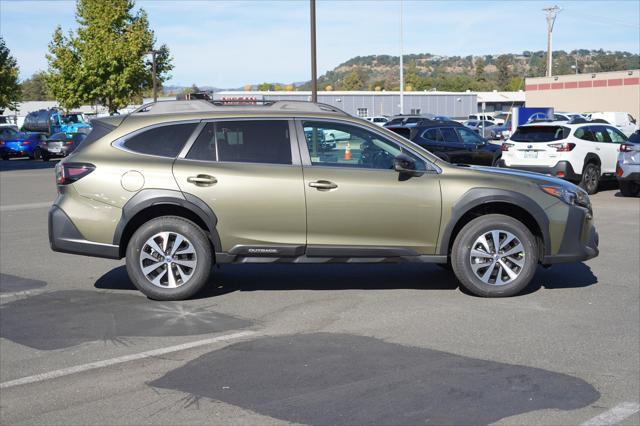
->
439, 188, 550, 259
584, 153, 601, 167
114, 189, 221, 257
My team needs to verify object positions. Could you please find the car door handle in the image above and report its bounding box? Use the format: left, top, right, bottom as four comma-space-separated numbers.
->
309, 180, 338, 190
595, 147, 601, 151
187, 174, 217, 186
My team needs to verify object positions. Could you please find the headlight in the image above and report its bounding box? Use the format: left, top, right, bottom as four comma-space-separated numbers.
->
540, 185, 590, 209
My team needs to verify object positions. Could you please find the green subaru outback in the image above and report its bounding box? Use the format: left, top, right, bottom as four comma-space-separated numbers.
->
49, 100, 598, 300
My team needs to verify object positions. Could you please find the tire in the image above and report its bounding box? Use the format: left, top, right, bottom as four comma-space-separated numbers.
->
451, 214, 538, 297
34, 149, 42, 160
492, 156, 501, 167
125, 216, 212, 301
619, 181, 640, 197
41, 152, 50, 162
1, 153, 8, 161
579, 163, 600, 195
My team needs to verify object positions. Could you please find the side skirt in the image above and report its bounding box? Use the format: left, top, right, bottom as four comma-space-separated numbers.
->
216, 253, 448, 264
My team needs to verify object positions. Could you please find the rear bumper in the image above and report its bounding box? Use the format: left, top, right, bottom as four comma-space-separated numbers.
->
616, 167, 640, 182
0, 147, 32, 158
542, 206, 599, 265
49, 204, 120, 259
497, 160, 580, 181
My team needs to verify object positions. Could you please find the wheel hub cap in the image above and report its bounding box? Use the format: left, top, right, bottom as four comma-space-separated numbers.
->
469, 230, 525, 286
139, 232, 197, 289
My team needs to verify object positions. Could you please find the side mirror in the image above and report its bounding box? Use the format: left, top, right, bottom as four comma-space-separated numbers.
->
394, 154, 423, 178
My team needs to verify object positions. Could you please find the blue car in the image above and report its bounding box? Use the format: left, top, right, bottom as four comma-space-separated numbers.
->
0, 131, 48, 160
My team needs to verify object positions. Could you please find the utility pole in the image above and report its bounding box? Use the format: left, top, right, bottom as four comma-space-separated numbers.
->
146, 50, 160, 102
310, 0, 318, 103
399, 0, 404, 114
543, 5, 560, 77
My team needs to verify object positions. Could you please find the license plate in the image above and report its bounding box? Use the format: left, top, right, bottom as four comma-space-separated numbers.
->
50, 148, 61, 153
524, 151, 538, 159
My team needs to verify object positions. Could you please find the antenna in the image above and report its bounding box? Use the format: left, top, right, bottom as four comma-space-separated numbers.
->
543, 5, 561, 77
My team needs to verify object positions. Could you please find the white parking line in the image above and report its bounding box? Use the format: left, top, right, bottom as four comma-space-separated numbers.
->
0, 202, 52, 212
582, 402, 640, 426
0, 330, 256, 389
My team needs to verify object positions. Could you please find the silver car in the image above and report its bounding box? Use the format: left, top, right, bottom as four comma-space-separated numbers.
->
617, 131, 640, 197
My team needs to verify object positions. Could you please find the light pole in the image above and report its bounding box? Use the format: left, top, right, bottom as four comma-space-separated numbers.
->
310, 0, 318, 103
543, 5, 560, 77
146, 50, 160, 102
399, 0, 404, 114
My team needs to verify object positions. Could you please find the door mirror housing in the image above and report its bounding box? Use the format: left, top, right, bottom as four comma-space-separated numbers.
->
394, 153, 424, 178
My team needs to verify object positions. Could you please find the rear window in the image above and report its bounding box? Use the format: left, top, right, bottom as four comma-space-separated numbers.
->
510, 126, 569, 142
386, 118, 405, 126
123, 122, 197, 157
387, 127, 411, 139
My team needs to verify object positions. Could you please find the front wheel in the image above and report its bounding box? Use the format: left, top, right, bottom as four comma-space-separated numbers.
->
126, 216, 212, 300
451, 214, 538, 297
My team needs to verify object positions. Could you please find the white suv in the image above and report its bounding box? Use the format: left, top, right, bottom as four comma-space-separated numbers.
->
499, 122, 628, 194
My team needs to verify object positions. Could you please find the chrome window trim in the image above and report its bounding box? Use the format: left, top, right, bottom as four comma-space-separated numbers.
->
294, 117, 441, 174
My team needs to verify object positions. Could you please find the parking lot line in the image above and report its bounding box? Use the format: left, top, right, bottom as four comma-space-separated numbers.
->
0, 330, 256, 389
0, 202, 52, 212
581, 402, 640, 426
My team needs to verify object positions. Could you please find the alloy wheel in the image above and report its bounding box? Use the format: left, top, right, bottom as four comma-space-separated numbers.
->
139, 231, 197, 288
469, 230, 525, 286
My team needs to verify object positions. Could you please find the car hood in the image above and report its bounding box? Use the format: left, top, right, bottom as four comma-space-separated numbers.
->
463, 164, 579, 189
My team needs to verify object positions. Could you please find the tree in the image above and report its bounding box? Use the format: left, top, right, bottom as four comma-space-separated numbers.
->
495, 55, 511, 90
475, 57, 486, 81
243, 84, 253, 91
257, 82, 274, 91
342, 71, 364, 90
0, 37, 21, 111
46, 0, 173, 113
21, 71, 52, 101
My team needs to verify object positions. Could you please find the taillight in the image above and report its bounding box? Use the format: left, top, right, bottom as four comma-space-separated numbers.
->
55, 162, 95, 185
548, 142, 575, 152
616, 162, 623, 177
0, 141, 5, 146
501, 143, 514, 152
65, 141, 73, 145
619, 144, 634, 152
21, 141, 30, 145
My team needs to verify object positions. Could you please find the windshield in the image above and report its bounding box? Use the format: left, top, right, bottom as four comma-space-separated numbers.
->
510, 126, 570, 142
0, 127, 18, 139
61, 114, 84, 124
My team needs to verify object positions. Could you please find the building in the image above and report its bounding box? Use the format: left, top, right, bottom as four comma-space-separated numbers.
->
525, 69, 640, 119
213, 91, 478, 119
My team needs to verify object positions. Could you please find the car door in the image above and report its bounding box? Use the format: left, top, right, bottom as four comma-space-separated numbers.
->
456, 127, 493, 165
296, 119, 441, 255
173, 119, 307, 254
590, 125, 619, 174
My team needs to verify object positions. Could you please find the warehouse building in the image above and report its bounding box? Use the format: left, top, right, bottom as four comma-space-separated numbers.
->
525, 69, 640, 119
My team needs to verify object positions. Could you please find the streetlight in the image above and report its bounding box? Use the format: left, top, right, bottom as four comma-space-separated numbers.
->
543, 5, 561, 77
145, 50, 160, 103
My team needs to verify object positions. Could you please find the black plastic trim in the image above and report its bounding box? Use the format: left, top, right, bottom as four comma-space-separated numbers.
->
228, 244, 305, 257
49, 205, 120, 259
113, 189, 222, 252
543, 218, 599, 264
306, 245, 420, 257
497, 160, 581, 181
617, 172, 640, 183
438, 188, 551, 256
215, 253, 447, 264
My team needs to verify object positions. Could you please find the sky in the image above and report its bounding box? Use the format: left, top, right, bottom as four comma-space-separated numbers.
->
1, 0, 638, 88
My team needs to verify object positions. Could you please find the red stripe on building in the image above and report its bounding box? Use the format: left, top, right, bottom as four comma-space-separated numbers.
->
551, 82, 564, 89
525, 84, 538, 91
538, 83, 550, 90
593, 80, 607, 87
623, 77, 639, 85
608, 79, 623, 86
578, 81, 592, 88
564, 82, 578, 89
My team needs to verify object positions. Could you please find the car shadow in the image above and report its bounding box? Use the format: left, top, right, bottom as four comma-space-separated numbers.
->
95, 261, 597, 299
0, 158, 59, 172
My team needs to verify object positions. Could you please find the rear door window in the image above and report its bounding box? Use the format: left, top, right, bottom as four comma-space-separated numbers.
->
591, 126, 612, 143
440, 127, 460, 143
510, 126, 569, 142
123, 122, 197, 157
422, 128, 442, 142
216, 120, 292, 165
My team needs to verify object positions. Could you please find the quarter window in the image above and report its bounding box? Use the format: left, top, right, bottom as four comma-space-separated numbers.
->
216, 120, 291, 165
457, 127, 484, 145
604, 126, 627, 143
123, 123, 197, 157
303, 120, 427, 171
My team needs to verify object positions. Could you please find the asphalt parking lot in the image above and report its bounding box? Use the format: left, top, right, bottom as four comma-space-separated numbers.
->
1, 159, 638, 425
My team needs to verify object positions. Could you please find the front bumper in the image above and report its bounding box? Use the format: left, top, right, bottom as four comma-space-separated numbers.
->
497, 160, 581, 182
49, 204, 120, 259
542, 205, 599, 265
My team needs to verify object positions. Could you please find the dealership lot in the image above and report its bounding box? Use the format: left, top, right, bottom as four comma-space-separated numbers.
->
0, 160, 638, 425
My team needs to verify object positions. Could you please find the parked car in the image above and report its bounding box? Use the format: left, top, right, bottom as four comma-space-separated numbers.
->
0, 132, 48, 160
384, 114, 437, 128
49, 100, 598, 300
499, 122, 628, 194
585, 112, 638, 137
364, 116, 389, 127
490, 120, 513, 142
553, 112, 584, 122
22, 109, 91, 136
616, 131, 640, 197
468, 113, 504, 125
463, 120, 501, 139
387, 120, 501, 166
38, 132, 88, 161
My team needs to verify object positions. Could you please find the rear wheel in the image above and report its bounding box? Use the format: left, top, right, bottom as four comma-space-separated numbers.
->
1, 153, 8, 161
41, 151, 50, 161
451, 214, 538, 297
126, 216, 212, 300
619, 181, 640, 197
579, 163, 600, 195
